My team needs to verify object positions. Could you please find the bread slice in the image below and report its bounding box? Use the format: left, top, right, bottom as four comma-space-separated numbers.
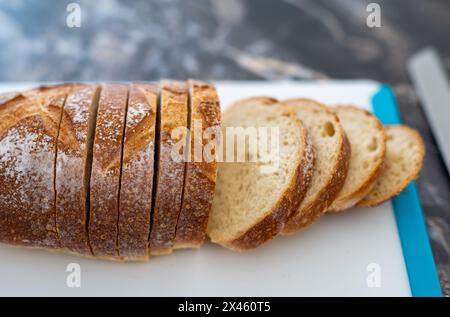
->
56, 84, 100, 255
282, 99, 350, 234
357, 125, 425, 207
116, 83, 157, 260
327, 105, 386, 212
149, 81, 188, 255
89, 84, 129, 258
173, 80, 221, 249
0, 86, 73, 248
207, 97, 314, 251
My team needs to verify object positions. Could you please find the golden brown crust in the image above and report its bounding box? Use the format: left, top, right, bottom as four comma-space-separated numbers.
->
0, 87, 74, 248
328, 105, 386, 212
55, 85, 97, 255
220, 107, 315, 251
89, 84, 128, 257
118, 83, 157, 259
285, 134, 350, 232
357, 124, 425, 208
149, 80, 188, 255
173, 80, 221, 249
0, 91, 21, 105
282, 99, 351, 234
0, 242, 149, 262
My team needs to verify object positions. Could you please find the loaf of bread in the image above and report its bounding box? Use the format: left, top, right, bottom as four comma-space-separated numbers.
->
0, 82, 427, 260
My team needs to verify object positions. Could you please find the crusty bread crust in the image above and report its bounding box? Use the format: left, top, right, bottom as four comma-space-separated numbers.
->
0, 86, 74, 248
173, 80, 221, 249
89, 84, 128, 257
328, 105, 386, 212
0, 92, 20, 105
56, 84, 98, 255
150, 81, 188, 255
357, 125, 425, 207
118, 83, 158, 259
282, 99, 350, 234
0, 243, 149, 262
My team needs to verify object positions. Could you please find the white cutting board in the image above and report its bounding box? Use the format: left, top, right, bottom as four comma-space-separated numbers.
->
0, 80, 410, 297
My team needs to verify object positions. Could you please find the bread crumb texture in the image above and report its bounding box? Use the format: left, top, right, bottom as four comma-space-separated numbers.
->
207, 97, 306, 249
328, 105, 386, 212
357, 125, 425, 207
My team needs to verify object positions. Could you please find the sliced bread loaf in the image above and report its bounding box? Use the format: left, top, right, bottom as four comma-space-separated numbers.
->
328, 105, 386, 212
150, 81, 188, 255
89, 84, 128, 258
118, 83, 158, 260
357, 125, 425, 207
207, 97, 314, 251
282, 99, 350, 234
174, 80, 221, 249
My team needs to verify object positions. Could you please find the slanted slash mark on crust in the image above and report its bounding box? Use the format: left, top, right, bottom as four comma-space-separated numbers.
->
53, 92, 69, 246
173, 82, 192, 245
116, 85, 130, 256
148, 85, 162, 245
85, 85, 102, 256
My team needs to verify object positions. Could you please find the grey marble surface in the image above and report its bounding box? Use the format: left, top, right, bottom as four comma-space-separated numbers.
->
0, 0, 449, 295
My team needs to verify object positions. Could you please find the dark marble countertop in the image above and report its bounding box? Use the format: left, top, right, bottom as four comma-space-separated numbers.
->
0, 0, 449, 295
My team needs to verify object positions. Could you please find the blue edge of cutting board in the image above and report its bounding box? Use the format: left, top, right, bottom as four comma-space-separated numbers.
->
371, 85, 442, 297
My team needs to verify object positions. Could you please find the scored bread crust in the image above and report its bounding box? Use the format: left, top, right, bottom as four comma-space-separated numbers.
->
173, 80, 221, 249
0, 92, 20, 105
328, 105, 386, 212
56, 84, 100, 255
282, 99, 350, 234
89, 84, 129, 258
207, 97, 315, 251
357, 124, 425, 208
118, 83, 158, 260
150, 81, 188, 255
0, 86, 74, 248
